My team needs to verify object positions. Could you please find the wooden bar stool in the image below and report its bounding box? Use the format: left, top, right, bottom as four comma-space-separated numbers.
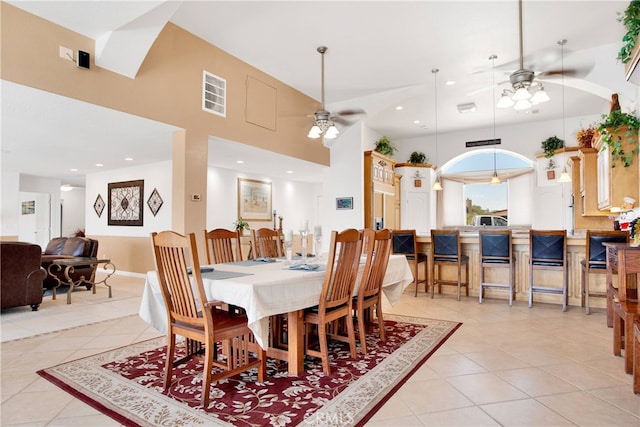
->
633, 319, 640, 394
430, 230, 469, 301
528, 230, 568, 311
391, 229, 428, 296
479, 229, 515, 306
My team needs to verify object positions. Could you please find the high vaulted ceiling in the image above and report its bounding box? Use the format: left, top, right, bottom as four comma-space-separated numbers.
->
2, 1, 637, 186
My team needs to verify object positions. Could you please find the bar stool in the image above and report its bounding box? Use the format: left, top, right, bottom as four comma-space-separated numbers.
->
581, 230, 628, 315
633, 319, 640, 394
613, 300, 640, 374
479, 229, 515, 306
529, 230, 568, 311
430, 229, 469, 301
391, 229, 428, 296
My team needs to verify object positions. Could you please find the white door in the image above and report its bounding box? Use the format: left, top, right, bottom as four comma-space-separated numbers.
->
404, 191, 429, 234
18, 192, 51, 248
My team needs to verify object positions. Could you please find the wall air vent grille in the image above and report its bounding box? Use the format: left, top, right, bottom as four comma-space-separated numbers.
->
202, 71, 226, 117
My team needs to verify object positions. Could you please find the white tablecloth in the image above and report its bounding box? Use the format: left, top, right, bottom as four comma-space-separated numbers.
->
139, 254, 413, 349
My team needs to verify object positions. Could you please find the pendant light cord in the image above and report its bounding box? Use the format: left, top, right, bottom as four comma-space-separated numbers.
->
432, 68, 439, 166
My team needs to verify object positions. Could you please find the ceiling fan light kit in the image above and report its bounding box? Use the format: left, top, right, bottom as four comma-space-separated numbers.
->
307, 46, 364, 142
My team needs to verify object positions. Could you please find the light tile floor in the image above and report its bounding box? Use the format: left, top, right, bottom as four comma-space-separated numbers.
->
1, 274, 638, 426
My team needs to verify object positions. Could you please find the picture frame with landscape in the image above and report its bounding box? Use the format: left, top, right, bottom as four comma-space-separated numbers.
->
237, 178, 272, 221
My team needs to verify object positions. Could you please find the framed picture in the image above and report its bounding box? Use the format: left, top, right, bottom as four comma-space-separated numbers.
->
93, 194, 105, 218
336, 197, 353, 210
21, 200, 35, 215
108, 180, 144, 226
147, 188, 163, 217
238, 178, 272, 221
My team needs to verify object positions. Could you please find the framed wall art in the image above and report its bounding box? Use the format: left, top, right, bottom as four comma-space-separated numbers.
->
21, 200, 35, 215
147, 188, 163, 217
108, 180, 144, 226
237, 178, 272, 221
93, 194, 105, 218
336, 197, 354, 210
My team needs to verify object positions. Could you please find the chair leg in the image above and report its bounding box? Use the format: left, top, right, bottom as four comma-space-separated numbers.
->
431, 263, 436, 299
423, 259, 429, 294
583, 266, 589, 315
614, 308, 623, 357
357, 309, 368, 355
633, 321, 640, 394
201, 337, 215, 408
607, 285, 615, 328
413, 260, 418, 297
164, 333, 176, 390
345, 313, 357, 359
318, 322, 331, 375
562, 267, 568, 312
465, 263, 469, 296
624, 313, 635, 374
528, 269, 533, 308
456, 263, 461, 302
376, 300, 386, 343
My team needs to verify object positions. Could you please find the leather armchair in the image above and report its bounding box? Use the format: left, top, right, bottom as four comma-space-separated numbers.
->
1, 242, 47, 310
41, 237, 99, 289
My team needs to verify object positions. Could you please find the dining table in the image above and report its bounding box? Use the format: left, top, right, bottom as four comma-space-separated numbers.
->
139, 254, 413, 375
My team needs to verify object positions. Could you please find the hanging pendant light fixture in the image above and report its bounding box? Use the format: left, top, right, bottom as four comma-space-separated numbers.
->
490, 54, 501, 185
432, 68, 443, 191
556, 39, 572, 183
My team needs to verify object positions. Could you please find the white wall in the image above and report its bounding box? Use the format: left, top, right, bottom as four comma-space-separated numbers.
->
1, 171, 20, 236
19, 174, 61, 238
61, 188, 86, 236
206, 166, 322, 235
86, 161, 173, 237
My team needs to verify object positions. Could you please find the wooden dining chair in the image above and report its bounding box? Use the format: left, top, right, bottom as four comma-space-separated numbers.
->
430, 229, 469, 301
529, 229, 568, 311
304, 228, 363, 374
581, 230, 628, 316
151, 230, 265, 408
353, 228, 392, 354
204, 228, 243, 264
250, 228, 283, 258
391, 229, 428, 297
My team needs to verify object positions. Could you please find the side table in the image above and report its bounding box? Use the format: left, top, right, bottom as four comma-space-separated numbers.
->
47, 257, 116, 304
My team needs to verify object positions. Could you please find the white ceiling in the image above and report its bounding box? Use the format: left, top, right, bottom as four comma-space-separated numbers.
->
2, 0, 635, 187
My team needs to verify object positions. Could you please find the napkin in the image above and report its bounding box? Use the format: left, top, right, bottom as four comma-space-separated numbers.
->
187, 266, 215, 274
289, 263, 320, 271
253, 257, 276, 263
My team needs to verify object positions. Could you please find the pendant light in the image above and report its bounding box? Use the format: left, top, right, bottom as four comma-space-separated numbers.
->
490, 54, 501, 185
557, 39, 572, 183
432, 68, 443, 191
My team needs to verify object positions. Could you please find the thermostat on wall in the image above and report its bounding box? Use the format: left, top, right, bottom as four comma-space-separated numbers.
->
191, 194, 201, 201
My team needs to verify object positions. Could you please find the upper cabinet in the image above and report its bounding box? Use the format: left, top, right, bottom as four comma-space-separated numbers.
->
593, 127, 639, 211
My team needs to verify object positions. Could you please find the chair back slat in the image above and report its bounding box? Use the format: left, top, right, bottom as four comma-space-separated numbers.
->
204, 228, 243, 263
321, 229, 363, 311
360, 229, 392, 299
251, 228, 283, 258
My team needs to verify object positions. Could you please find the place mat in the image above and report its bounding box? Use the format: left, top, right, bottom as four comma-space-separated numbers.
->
226, 259, 279, 266
288, 263, 325, 272
200, 270, 253, 280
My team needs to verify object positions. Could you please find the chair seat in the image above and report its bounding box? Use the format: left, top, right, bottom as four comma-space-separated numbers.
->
532, 261, 563, 267
406, 254, 428, 262
482, 259, 510, 264
434, 254, 469, 263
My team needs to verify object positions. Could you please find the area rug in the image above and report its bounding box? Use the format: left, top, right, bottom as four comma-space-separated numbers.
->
38, 314, 460, 426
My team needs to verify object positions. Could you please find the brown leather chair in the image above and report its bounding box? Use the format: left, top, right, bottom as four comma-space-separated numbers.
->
0, 242, 47, 310
41, 236, 99, 290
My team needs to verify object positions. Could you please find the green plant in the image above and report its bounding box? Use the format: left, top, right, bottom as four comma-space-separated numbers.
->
541, 136, 565, 158
373, 136, 397, 157
597, 109, 640, 167
617, 0, 640, 64
233, 217, 250, 231
408, 151, 427, 164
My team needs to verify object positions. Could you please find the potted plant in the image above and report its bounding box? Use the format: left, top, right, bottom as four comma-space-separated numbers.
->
408, 151, 428, 164
233, 217, 250, 233
617, 0, 640, 64
373, 136, 398, 157
577, 124, 597, 148
597, 109, 640, 167
541, 136, 565, 158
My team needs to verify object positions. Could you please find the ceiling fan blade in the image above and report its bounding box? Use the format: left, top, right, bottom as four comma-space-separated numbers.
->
332, 116, 353, 126
538, 66, 592, 79
334, 108, 366, 117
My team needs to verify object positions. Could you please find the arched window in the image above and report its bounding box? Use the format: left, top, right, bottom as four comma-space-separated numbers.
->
440, 149, 534, 225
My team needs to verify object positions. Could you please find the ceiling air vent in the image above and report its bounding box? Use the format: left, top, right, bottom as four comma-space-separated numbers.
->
202, 70, 226, 117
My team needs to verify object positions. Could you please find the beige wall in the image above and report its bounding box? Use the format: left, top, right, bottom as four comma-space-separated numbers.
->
1, 3, 329, 273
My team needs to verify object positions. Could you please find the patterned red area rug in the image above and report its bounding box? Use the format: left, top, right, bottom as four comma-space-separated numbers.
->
38, 314, 460, 426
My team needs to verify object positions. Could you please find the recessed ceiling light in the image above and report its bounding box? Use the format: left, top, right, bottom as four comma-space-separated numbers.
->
446, 80, 456, 86
286, 170, 293, 174
124, 157, 133, 161
413, 120, 420, 124
70, 168, 78, 172
395, 106, 403, 110
236, 160, 244, 164
95, 163, 103, 167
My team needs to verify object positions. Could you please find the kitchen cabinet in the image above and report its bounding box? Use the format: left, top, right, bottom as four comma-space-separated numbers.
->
594, 128, 639, 211
364, 150, 399, 230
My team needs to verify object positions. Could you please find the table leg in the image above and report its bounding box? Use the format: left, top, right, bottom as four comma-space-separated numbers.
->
287, 309, 305, 375
63, 265, 76, 305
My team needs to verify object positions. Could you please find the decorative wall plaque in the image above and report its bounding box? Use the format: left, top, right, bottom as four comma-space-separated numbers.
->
108, 180, 144, 226
147, 188, 163, 217
93, 194, 105, 218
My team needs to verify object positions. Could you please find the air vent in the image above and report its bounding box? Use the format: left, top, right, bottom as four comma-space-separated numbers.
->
202, 70, 226, 117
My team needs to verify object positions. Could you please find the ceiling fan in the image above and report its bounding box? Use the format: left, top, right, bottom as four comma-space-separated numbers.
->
307, 46, 365, 142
